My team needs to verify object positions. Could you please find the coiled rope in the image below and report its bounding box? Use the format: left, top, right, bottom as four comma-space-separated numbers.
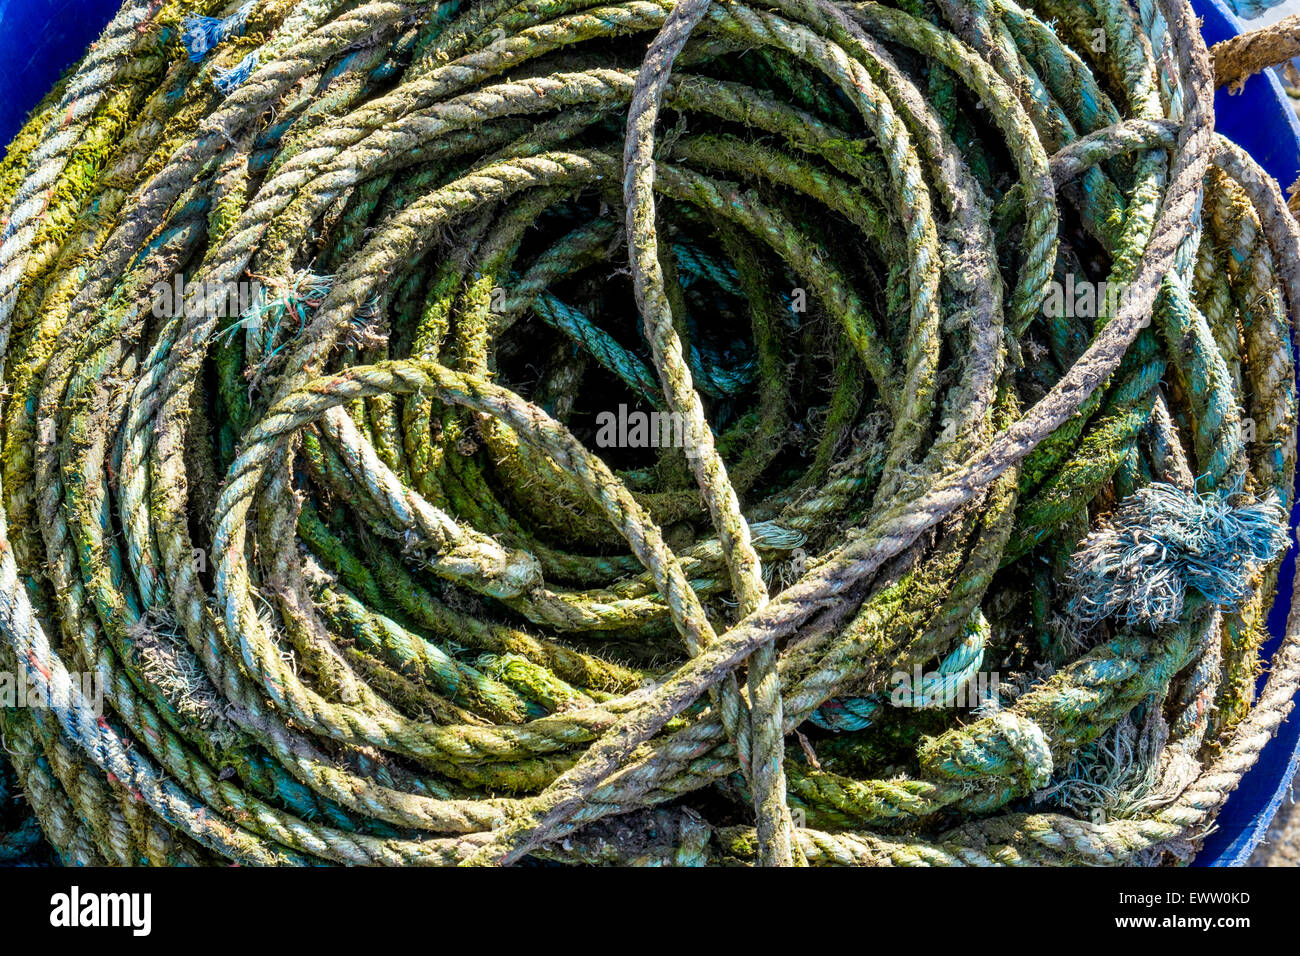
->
1, 0, 1299, 866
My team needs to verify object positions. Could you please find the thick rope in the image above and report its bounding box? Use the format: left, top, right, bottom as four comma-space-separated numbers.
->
0, 0, 1297, 867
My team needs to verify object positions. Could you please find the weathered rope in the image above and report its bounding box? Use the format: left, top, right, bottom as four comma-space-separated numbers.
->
1212, 13, 1300, 91
0, 0, 1297, 867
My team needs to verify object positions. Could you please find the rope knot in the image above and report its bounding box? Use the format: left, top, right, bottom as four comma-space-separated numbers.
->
919, 711, 1053, 792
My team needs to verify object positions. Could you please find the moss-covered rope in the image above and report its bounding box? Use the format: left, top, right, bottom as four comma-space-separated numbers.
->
0, 0, 1298, 866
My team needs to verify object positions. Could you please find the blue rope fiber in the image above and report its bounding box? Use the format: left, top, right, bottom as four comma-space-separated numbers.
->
1069, 481, 1291, 628
809, 612, 992, 730
1222, 0, 1291, 19
807, 696, 879, 732
214, 50, 260, 95
181, 1, 254, 62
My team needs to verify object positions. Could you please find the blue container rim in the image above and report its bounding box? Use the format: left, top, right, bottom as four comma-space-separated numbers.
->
1189, 0, 1300, 867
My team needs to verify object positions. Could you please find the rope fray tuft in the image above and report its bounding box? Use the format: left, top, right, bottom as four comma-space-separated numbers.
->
1068, 481, 1290, 628
182, 2, 255, 63
213, 50, 259, 95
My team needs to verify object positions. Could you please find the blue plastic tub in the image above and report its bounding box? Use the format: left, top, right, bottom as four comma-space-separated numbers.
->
1, 0, 1298, 865
1190, 0, 1300, 866
0, 0, 125, 148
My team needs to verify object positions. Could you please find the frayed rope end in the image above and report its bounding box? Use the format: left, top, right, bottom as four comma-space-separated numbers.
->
214, 51, 260, 96
182, 2, 254, 63
1067, 481, 1290, 629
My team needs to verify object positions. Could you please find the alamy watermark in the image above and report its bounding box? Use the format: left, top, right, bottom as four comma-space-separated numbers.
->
50, 886, 151, 936
0, 668, 103, 716
1042, 275, 1143, 323
151, 275, 263, 319
888, 665, 1000, 709
595, 404, 700, 458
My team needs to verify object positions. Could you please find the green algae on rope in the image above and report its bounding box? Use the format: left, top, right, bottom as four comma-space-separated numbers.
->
0, 0, 1298, 867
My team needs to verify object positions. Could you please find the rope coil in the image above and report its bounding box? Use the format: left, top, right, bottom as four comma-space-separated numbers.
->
0, 0, 1298, 866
